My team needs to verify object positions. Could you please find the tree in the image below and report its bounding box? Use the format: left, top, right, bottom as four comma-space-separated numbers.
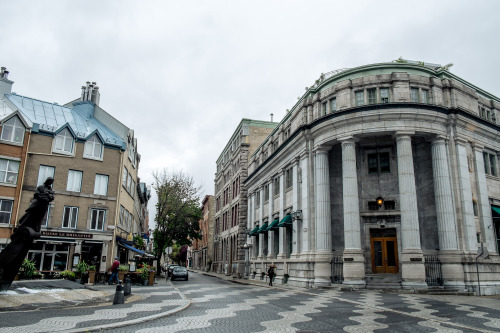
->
152, 169, 202, 274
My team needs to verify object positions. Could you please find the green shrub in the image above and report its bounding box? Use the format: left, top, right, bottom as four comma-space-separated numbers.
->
60, 270, 76, 280
74, 261, 89, 278
88, 265, 96, 271
19, 259, 37, 279
139, 267, 149, 281
119, 264, 129, 271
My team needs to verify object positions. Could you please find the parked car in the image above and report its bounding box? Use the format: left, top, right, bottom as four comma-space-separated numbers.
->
167, 264, 179, 277
171, 266, 188, 281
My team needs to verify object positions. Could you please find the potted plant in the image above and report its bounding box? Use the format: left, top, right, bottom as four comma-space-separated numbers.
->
19, 259, 37, 279
139, 267, 149, 285
88, 265, 97, 284
118, 264, 129, 282
60, 270, 76, 281
75, 261, 89, 283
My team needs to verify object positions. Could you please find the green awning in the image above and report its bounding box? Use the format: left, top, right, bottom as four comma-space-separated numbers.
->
257, 222, 269, 233
248, 226, 260, 236
277, 214, 292, 227
492, 206, 500, 218
266, 218, 280, 231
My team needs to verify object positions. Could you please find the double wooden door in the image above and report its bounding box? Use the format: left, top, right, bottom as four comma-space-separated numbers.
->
370, 231, 399, 274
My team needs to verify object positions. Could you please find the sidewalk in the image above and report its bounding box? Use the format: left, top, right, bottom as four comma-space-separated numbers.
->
0, 277, 190, 333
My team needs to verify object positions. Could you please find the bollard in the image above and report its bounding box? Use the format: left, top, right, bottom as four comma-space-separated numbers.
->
124, 276, 131, 296
113, 283, 124, 305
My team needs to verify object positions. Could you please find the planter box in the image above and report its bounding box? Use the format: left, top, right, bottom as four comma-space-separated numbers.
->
148, 271, 155, 286
118, 271, 125, 283
88, 271, 96, 284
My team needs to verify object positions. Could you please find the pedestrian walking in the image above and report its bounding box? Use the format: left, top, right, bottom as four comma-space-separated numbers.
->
267, 266, 275, 286
108, 257, 120, 285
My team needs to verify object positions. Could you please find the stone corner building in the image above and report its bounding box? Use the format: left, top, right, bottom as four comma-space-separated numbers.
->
213, 119, 278, 276
243, 61, 500, 295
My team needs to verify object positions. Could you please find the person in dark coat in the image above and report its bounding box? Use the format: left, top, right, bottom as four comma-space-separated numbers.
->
108, 257, 120, 285
267, 266, 275, 286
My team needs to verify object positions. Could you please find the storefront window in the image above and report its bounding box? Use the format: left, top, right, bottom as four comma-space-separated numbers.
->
28, 242, 69, 271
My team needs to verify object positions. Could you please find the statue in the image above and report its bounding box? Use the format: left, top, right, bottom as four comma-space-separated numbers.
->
0, 177, 55, 291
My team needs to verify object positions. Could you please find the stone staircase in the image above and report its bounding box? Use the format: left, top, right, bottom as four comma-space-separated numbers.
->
365, 274, 402, 290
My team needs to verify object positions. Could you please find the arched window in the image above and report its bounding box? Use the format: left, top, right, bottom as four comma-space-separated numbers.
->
84, 135, 103, 159
1, 116, 25, 144
53, 128, 74, 154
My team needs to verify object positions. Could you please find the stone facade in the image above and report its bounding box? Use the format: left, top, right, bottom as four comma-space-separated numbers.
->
191, 195, 214, 271
213, 119, 277, 277
244, 61, 500, 295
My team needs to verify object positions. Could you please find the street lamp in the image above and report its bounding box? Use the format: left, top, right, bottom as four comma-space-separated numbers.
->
376, 196, 384, 208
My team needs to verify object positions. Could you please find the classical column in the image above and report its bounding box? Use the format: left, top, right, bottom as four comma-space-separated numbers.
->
268, 180, 275, 258
291, 161, 300, 256
395, 133, 426, 290
313, 147, 332, 287
277, 171, 287, 259
300, 153, 310, 253
431, 137, 459, 251
341, 138, 365, 287
473, 146, 495, 251
258, 186, 264, 259
455, 140, 477, 252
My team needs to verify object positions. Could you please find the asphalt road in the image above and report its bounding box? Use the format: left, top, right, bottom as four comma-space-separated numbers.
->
104, 271, 500, 333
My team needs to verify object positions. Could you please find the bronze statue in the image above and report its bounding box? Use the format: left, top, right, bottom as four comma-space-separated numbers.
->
0, 177, 55, 291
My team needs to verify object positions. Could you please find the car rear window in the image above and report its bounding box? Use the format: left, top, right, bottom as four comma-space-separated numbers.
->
174, 267, 187, 272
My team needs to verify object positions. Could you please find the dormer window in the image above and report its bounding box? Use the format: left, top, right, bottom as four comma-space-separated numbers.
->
53, 128, 74, 154
84, 135, 103, 160
1, 116, 25, 144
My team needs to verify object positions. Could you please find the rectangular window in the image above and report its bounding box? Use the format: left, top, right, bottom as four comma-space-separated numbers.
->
384, 201, 395, 210
84, 135, 103, 159
285, 168, 293, 189
127, 174, 132, 193
53, 128, 74, 154
1, 116, 25, 144
0, 158, 20, 184
368, 88, 377, 104
94, 174, 108, 195
66, 170, 82, 192
368, 153, 378, 174
355, 91, 364, 106
379, 152, 390, 173
62, 206, 78, 229
273, 177, 280, 196
264, 184, 269, 202
380, 88, 389, 103
256, 192, 261, 208
410, 88, 419, 102
421, 89, 430, 103
122, 167, 128, 188
119, 205, 125, 226
91, 209, 105, 230
41, 205, 51, 227
0, 199, 13, 224
322, 102, 327, 116
484, 152, 497, 176
330, 98, 337, 112
37, 165, 55, 186
368, 201, 379, 210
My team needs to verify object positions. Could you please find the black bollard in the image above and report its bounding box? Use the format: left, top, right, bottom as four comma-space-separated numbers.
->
113, 283, 124, 305
124, 276, 131, 296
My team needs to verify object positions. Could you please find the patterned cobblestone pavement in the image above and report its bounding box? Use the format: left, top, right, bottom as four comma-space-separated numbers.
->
1, 271, 500, 332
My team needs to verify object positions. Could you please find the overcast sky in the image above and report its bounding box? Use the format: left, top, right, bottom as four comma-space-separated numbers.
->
2, 0, 499, 227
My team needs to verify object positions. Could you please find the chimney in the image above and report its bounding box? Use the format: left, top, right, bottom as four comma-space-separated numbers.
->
270, 113, 274, 122
80, 81, 100, 106
0, 67, 14, 95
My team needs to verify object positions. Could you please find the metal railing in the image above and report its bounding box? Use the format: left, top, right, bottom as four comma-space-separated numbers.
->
331, 256, 343, 284
424, 256, 443, 286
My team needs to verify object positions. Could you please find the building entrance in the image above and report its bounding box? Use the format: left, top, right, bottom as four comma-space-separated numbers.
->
370, 228, 399, 273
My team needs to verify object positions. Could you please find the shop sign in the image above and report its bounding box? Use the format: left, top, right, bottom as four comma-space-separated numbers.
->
41, 231, 93, 239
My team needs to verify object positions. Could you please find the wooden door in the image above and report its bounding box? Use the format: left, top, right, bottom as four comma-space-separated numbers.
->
371, 236, 399, 273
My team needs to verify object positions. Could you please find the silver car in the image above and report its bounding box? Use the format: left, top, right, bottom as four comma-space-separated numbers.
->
171, 266, 188, 281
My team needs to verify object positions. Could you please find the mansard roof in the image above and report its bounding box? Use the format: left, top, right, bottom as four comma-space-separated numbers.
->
5, 93, 126, 150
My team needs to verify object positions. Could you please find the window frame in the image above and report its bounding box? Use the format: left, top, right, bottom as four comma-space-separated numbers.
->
273, 177, 280, 196
62, 206, 78, 229
285, 168, 293, 189
52, 128, 75, 155
83, 135, 103, 160
355, 90, 365, 106
94, 174, 109, 196
90, 208, 106, 231
380, 88, 389, 103
330, 97, 337, 112
410, 88, 420, 103
37, 165, 55, 186
367, 88, 377, 104
367, 152, 391, 174
1, 116, 25, 144
66, 169, 83, 192
0, 158, 20, 185
0, 199, 14, 224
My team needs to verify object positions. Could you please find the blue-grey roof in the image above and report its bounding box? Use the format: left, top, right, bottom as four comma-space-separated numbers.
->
5, 93, 126, 149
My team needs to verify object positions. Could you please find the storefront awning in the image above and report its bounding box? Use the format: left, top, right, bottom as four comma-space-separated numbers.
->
266, 218, 280, 231
277, 214, 292, 227
249, 226, 260, 236
492, 206, 500, 218
118, 241, 146, 255
257, 222, 269, 233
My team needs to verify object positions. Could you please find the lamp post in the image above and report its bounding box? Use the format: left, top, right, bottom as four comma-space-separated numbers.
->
376, 196, 384, 209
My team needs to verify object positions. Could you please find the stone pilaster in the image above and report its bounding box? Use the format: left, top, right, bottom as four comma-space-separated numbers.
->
473, 146, 495, 251
300, 154, 310, 253
313, 147, 332, 287
291, 161, 300, 257
267, 180, 274, 258
340, 138, 365, 287
395, 133, 426, 290
455, 139, 477, 252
